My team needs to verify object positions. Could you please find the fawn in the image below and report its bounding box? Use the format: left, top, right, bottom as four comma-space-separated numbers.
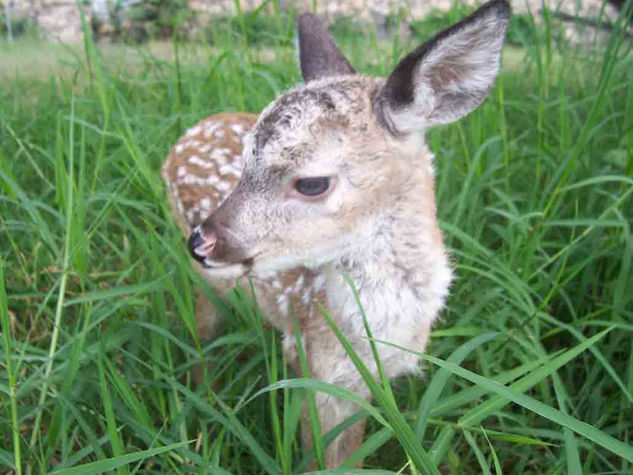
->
163, 0, 509, 467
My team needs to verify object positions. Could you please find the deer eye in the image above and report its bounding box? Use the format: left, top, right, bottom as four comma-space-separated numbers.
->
294, 177, 330, 197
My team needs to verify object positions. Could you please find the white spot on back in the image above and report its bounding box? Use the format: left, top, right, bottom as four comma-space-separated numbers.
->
200, 197, 212, 210
210, 148, 231, 165
216, 181, 231, 192
231, 124, 245, 134
203, 122, 223, 139
219, 164, 240, 177
181, 174, 220, 186
188, 156, 214, 168
186, 125, 201, 137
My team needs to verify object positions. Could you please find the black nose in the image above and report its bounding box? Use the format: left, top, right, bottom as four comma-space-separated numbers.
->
188, 228, 206, 264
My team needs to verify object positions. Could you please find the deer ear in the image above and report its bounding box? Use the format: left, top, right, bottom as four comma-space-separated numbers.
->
298, 13, 356, 82
374, 0, 510, 135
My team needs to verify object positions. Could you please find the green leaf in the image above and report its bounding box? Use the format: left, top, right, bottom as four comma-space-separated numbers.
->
416, 332, 499, 439
51, 441, 192, 474
247, 378, 388, 427
171, 381, 281, 475
414, 336, 633, 463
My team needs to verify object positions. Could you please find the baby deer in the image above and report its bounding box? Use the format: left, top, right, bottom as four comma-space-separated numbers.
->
163, 0, 509, 467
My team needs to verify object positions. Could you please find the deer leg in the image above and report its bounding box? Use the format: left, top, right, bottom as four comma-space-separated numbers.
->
310, 388, 371, 468
291, 332, 371, 469
194, 288, 226, 342
191, 287, 226, 385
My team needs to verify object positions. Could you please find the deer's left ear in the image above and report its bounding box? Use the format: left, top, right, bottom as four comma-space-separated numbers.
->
298, 13, 356, 82
374, 0, 510, 135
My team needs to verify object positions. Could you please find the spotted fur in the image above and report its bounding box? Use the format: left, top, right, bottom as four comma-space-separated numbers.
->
163, 113, 326, 341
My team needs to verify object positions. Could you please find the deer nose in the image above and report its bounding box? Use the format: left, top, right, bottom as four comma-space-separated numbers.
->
188, 227, 217, 263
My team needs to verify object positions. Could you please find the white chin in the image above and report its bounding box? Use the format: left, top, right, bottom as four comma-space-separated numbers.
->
202, 262, 246, 279
250, 257, 300, 276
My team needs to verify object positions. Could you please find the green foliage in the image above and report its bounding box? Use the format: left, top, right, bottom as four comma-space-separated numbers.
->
206, 12, 295, 47
409, 3, 476, 39
94, 0, 191, 43
327, 16, 367, 43
410, 4, 564, 48
0, 13, 39, 40
124, 0, 190, 41
506, 13, 534, 46
1, 4, 633, 473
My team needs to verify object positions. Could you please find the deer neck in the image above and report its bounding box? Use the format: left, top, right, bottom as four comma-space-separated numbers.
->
324, 162, 452, 340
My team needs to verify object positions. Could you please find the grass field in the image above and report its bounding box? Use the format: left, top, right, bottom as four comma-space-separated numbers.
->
1, 6, 633, 474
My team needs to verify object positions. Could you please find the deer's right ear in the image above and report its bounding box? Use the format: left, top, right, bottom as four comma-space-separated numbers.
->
374, 0, 510, 135
298, 13, 356, 82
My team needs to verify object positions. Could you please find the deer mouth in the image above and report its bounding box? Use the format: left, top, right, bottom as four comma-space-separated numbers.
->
201, 258, 254, 279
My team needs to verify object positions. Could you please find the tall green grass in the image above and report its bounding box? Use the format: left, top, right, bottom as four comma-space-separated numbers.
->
1, 3, 632, 473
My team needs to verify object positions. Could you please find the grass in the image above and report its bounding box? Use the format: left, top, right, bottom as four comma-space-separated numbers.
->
1, 3, 633, 473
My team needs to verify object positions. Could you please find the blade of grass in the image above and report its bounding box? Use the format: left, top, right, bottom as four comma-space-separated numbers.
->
458, 327, 613, 427
51, 441, 192, 475
291, 308, 325, 469
27, 94, 76, 455
416, 332, 499, 440
0, 260, 21, 473
384, 330, 633, 463
170, 380, 281, 475
463, 429, 492, 475
97, 350, 127, 475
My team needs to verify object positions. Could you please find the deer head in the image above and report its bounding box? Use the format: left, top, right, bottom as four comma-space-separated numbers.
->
188, 0, 510, 279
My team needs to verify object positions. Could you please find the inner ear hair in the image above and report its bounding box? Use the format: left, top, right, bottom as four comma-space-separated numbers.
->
375, 0, 510, 135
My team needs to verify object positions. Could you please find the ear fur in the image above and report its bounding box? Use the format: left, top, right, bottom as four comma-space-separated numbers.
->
298, 13, 356, 82
375, 0, 510, 135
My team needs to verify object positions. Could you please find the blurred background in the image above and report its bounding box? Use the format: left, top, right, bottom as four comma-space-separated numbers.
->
3, 0, 632, 83
1, 0, 631, 45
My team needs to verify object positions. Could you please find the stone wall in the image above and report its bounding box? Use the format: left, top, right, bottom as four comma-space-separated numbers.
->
3, 0, 626, 43
194, 0, 624, 47
192, 0, 621, 21
36, 0, 83, 42
3, 0, 83, 42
